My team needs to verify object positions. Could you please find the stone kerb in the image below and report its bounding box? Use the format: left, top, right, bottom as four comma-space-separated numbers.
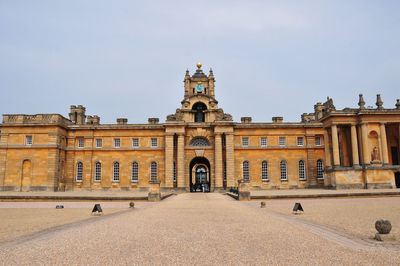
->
238, 179, 250, 201
148, 180, 161, 202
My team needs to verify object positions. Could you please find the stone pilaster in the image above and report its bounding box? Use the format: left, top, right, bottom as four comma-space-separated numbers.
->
214, 134, 223, 188
0, 134, 8, 190
331, 124, 340, 167
323, 129, 331, 168
361, 123, 370, 165
226, 133, 235, 187
177, 134, 185, 188
350, 124, 360, 166
164, 134, 174, 187
380, 123, 389, 165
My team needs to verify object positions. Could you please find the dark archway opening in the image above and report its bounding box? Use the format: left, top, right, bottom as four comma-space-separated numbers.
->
395, 172, 400, 188
192, 102, 207, 123
190, 157, 211, 192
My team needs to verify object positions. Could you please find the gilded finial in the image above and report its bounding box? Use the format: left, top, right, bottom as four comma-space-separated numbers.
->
196, 62, 202, 69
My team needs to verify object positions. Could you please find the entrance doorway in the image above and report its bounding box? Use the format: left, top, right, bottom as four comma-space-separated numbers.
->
395, 172, 400, 188
190, 157, 211, 192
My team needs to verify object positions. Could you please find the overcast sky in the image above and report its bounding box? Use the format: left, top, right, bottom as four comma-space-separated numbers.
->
1, 1, 399, 124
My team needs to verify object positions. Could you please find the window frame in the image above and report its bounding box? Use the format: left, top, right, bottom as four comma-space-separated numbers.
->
243, 161, 250, 181
94, 162, 101, 182
315, 136, 322, 146
262, 161, 268, 181
76, 162, 83, 182
96, 139, 102, 148
26, 135, 33, 146
113, 162, 120, 182
151, 138, 158, 148
131, 162, 139, 183
242, 137, 249, 147
297, 137, 304, 147
280, 160, 288, 181
261, 137, 267, 147
317, 159, 324, 179
299, 160, 306, 181
132, 138, 139, 148
114, 138, 121, 148
173, 162, 177, 183
78, 138, 84, 148
279, 137, 286, 147
150, 162, 158, 181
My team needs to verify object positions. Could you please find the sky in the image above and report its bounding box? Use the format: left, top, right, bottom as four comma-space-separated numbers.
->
0, 1, 399, 124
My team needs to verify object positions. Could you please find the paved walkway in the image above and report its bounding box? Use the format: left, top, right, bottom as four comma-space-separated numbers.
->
1, 193, 400, 265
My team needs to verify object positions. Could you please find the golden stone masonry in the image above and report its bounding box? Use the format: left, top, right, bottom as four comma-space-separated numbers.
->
1, 64, 400, 192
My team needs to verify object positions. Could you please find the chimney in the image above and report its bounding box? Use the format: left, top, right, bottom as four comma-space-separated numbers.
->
117, 118, 128, 125
272, 117, 283, 123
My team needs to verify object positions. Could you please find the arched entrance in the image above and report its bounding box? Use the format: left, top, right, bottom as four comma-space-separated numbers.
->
190, 157, 211, 192
192, 102, 207, 123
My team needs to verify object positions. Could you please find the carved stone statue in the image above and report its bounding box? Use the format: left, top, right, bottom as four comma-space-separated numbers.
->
371, 146, 380, 162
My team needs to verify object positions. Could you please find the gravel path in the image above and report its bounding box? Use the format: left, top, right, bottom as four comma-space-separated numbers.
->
1, 193, 400, 265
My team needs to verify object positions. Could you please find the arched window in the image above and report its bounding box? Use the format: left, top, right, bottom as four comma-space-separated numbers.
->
299, 160, 306, 180
132, 162, 138, 182
192, 102, 207, 122
280, 160, 287, 181
262, 161, 268, 181
317, 159, 324, 179
113, 162, 120, 182
94, 162, 101, 181
150, 162, 157, 181
76, 162, 83, 182
243, 161, 249, 181
189, 137, 210, 146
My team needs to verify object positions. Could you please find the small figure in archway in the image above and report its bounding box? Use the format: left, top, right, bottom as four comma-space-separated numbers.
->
371, 146, 380, 162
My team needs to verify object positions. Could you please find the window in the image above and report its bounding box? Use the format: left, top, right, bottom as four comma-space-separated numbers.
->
173, 162, 177, 182
189, 137, 210, 146
78, 138, 84, 148
114, 138, 120, 148
242, 137, 249, 147
279, 137, 286, 147
26, 135, 32, 145
261, 137, 267, 147
243, 161, 249, 181
315, 136, 322, 146
262, 161, 268, 181
132, 162, 138, 182
76, 162, 83, 182
297, 137, 304, 146
151, 138, 158, 147
317, 159, 324, 179
222, 135, 226, 148
132, 138, 139, 148
150, 162, 157, 181
173, 136, 178, 149
94, 162, 101, 181
96, 139, 102, 148
299, 160, 306, 180
223, 162, 227, 182
280, 161, 287, 181
113, 162, 120, 182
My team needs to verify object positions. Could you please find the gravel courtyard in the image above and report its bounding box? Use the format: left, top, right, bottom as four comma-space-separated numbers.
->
1, 193, 400, 265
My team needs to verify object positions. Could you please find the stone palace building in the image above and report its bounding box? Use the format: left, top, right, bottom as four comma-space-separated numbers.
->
1, 63, 400, 192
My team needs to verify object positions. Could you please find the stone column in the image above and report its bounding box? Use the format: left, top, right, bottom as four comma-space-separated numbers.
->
350, 124, 360, 166
323, 129, 332, 168
226, 133, 235, 187
177, 134, 185, 188
380, 123, 389, 165
361, 123, 370, 165
164, 134, 174, 188
214, 134, 223, 188
331, 124, 340, 167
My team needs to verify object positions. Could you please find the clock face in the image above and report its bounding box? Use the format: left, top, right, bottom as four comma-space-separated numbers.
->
196, 84, 203, 92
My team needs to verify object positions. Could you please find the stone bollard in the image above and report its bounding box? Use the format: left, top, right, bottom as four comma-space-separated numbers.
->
238, 180, 250, 201
129, 202, 135, 208
374, 219, 396, 241
260, 201, 266, 208
148, 180, 161, 202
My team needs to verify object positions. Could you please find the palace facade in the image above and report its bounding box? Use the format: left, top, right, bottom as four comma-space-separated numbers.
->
1, 63, 400, 192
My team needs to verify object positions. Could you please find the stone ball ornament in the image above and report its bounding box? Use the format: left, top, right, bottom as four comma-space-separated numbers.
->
375, 219, 392, 234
